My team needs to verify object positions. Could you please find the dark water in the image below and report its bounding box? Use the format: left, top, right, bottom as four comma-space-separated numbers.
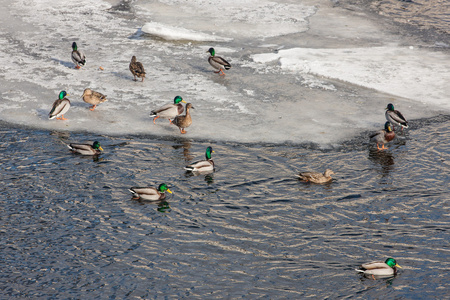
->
1, 115, 449, 299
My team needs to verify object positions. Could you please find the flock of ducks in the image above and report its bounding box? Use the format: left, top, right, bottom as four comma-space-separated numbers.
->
49, 42, 409, 279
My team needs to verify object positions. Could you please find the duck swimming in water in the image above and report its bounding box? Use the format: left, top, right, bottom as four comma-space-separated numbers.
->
297, 169, 334, 183
356, 258, 402, 279
129, 183, 172, 201
68, 141, 104, 155
185, 146, 215, 173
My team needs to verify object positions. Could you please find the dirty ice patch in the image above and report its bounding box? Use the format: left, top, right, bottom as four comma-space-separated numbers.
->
253, 47, 450, 110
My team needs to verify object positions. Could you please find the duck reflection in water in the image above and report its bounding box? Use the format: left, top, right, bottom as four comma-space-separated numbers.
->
368, 148, 395, 178
134, 199, 171, 213
172, 140, 193, 162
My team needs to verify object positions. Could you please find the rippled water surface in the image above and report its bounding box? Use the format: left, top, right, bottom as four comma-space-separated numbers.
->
1, 117, 449, 299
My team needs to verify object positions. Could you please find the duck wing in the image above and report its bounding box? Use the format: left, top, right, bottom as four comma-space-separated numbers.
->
185, 160, 214, 172
72, 50, 86, 65
67, 143, 98, 155
49, 99, 70, 119
210, 56, 231, 69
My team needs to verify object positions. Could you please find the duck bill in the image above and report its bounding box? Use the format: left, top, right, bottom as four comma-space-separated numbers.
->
166, 189, 173, 194
182, 100, 187, 103
395, 264, 402, 268
99, 146, 104, 151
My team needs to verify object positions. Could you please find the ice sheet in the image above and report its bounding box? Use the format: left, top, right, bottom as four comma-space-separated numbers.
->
0, 0, 448, 146
252, 46, 450, 109
141, 22, 233, 42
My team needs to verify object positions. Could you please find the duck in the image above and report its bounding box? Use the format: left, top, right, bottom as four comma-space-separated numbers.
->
71, 42, 86, 69
385, 103, 408, 129
81, 88, 108, 111
129, 56, 146, 81
356, 258, 402, 279
67, 141, 104, 155
185, 146, 215, 173
370, 121, 395, 150
128, 183, 172, 201
297, 169, 334, 183
150, 96, 186, 124
207, 47, 231, 76
172, 103, 194, 134
49, 91, 71, 120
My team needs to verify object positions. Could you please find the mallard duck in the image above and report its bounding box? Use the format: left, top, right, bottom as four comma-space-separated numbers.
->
297, 169, 334, 183
370, 121, 395, 150
81, 88, 108, 111
71, 42, 86, 69
385, 103, 408, 129
128, 183, 172, 201
150, 96, 186, 124
49, 91, 71, 120
356, 258, 402, 279
185, 146, 215, 173
129, 56, 146, 81
207, 47, 231, 76
172, 103, 194, 134
68, 141, 104, 155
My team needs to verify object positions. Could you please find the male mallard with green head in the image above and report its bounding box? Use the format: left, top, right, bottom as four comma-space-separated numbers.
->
71, 42, 86, 69
385, 103, 408, 130
49, 91, 70, 120
370, 121, 395, 150
356, 258, 402, 279
172, 103, 194, 134
185, 146, 215, 173
129, 56, 146, 82
207, 47, 231, 76
150, 96, 186, 124
297, 169, 334, 183
129, 183, 172, 201
81, 88, 108, 111
68, 141, 104, 155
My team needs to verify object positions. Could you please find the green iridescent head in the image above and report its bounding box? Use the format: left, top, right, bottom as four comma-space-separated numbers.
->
384, 121, 393, 133
385, 258, 401, 269
59, 91, 68, 100
158, 183, 172, 194
174, 96, 186, 104
92, 141, 103, 151
72, 42, 78, 51
386, 103, 395, 111
205, 146, 214, 160
207, 47, 215, 56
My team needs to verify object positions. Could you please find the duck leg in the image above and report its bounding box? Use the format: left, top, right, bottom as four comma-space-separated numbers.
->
89, 105, 97, 111
153, 116, 160, 124
216, 68, 226, 76
377, 144, 387, 150
56, 115, 68, 120
180, 128, 187, 134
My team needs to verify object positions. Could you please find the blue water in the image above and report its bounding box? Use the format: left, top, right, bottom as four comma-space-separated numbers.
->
1, 115, 449, 298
